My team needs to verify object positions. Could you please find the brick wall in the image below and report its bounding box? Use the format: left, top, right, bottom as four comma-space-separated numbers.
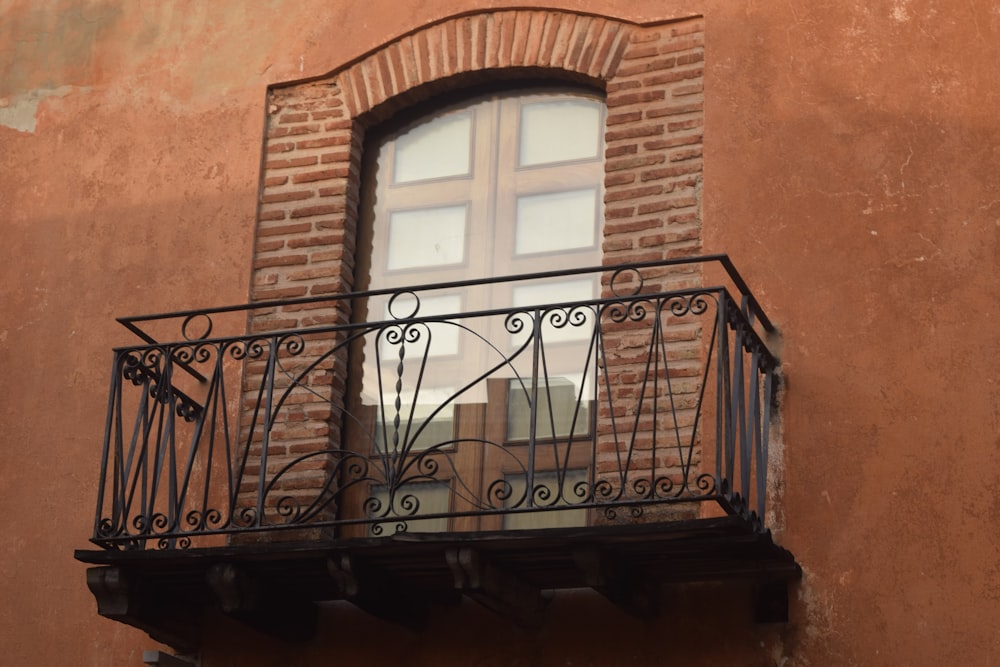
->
244, 9, 705, 526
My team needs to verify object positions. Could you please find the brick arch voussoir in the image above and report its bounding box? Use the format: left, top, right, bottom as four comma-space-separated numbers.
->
336, 9, 636, 122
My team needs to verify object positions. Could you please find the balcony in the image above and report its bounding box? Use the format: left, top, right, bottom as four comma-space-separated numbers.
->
76, 256, 799, 650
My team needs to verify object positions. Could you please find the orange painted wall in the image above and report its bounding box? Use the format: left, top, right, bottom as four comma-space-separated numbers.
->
1, 1, 997, 665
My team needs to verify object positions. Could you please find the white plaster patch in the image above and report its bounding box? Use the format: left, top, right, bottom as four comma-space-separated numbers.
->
891, 0, 911, 22
0, 86, 79, 133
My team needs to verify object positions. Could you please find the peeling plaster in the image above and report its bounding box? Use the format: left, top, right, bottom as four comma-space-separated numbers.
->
0, 86, 82, 133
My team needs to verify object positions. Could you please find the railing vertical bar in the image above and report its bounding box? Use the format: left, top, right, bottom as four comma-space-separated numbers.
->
123, 376, 152, 540
744, 345, 761, 503
715, 297, 726, 486
178, 358, 215, 535
649, 301, 661, 492
216, 348, 237, 528
97, 353, 121, 541
113, 361, 129, 537
758, 365, 774, 521
526, 308, 542, 508
720, 299, 735, 490
691, 293, 719, 491
164, 356, 180, 543
147, 384, 171, 540
732, 313, 747, 501
256, 339, 279, 527
595, 307, 625, 492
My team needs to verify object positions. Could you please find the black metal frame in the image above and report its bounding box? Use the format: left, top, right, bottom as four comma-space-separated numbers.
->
91, 255, 778, 550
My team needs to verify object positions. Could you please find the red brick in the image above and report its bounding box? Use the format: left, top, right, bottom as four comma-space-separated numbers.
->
318, 184, 348, 197
667, 118, 702, 132
606, 110, 642, 126
658, 38, 703, 54
642, 68, 703, 86
620, 44, 658, 60
257, 221, 313, 237
605, 144, 638, 158
604, 184, 663, 203
296, 136, 350, 150
605, 206, 636, 219
251, 286, 309, 301
265, 156, 319, 169
311, 109, 343, 121
676, 52, 704, 65
641, 163, 701, 181
669, 148, 702, 162
253, 254, 309, 269
606, 90, 666, 108
288, 267, 340, 281
606, 123, 664, 142
606, 154, 664, 172
320, 151, 352, 164
290, 204, 343, 219
615, 57, 677, 78
292, 168, 348, 184
323, 119, 354, 131
310, 281, 345, 295
605, 218, 661, 234
606, 79, 642, 93
637, 196, 697, 215
256, 239, 285, 253
645, 102, 703, 118
258, 209, 287, 222
270, 124, 320, 137
605, 172, 636, 187
287, 234, 342, 248
602, 237, 633, 252
261, 190, 313, 204
672, 83, 703, 97
643, 134, 702, 150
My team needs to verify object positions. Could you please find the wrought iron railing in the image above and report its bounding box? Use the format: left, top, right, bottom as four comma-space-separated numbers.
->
91, 256, 778, 550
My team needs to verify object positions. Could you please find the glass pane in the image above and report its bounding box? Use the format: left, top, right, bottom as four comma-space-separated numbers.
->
370, 481, 451, 533
515, 189, 597, 255
379, 293, 462, 358
511, 279, 595, 345
394, 111, 473, 183
386, 205, 467, 270
519, 99, 601, 167
507, 376, 590, 441
373, 386, 456, 453
503, 470, 588, 529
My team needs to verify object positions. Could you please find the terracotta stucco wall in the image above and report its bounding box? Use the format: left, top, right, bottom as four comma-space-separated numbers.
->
1, 1, 998, 665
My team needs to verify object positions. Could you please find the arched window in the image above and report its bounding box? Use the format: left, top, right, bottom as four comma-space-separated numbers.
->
347, 89, 606, 532
360, 88, 605, 291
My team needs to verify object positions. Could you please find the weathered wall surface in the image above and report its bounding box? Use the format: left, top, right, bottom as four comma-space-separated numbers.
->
1, 1, 997, 665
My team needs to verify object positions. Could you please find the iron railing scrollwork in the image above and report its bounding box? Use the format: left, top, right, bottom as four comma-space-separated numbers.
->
91, 256, 780, 550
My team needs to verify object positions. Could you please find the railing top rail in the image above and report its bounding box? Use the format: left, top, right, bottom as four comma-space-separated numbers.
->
118, 255, 775, 342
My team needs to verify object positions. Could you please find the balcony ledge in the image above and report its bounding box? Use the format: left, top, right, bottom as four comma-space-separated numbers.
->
76, 516, 799, 652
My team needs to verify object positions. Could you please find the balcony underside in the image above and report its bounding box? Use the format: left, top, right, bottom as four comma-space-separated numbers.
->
77, 516, 799, 652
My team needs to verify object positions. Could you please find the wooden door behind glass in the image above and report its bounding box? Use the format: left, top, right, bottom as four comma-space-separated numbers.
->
349, 89, 605, 534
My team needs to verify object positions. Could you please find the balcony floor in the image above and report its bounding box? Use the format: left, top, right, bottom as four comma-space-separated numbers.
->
76, 516, 800, 651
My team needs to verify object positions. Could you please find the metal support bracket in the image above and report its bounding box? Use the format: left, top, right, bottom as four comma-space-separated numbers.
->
753, 579, 789, 623
326, 555, 431, 630
86, 566, 199, 653
446, 547, 547, 627
573, 548, 658, 618
205, 563, 316, 642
